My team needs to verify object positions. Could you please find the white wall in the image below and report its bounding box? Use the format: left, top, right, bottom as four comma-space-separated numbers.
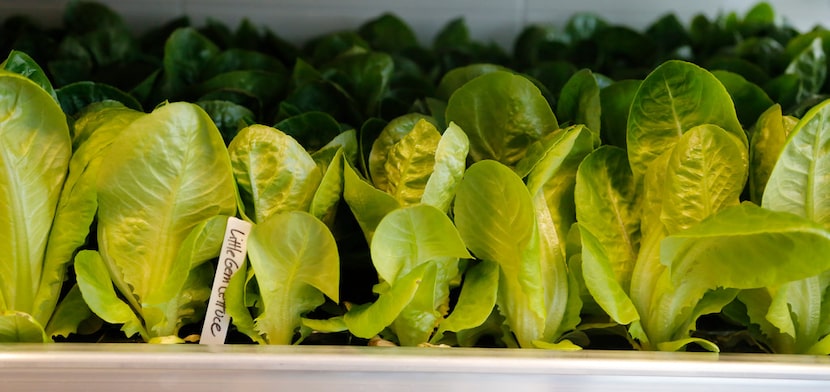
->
1, 0, 828, 49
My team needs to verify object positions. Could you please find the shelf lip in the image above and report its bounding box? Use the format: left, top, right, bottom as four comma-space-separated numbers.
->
2, 344, 830, 379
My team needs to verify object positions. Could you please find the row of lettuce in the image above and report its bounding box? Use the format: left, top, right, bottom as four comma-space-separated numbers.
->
2, 1, 830, 353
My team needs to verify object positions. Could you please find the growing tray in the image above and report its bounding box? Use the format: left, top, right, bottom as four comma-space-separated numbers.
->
2, 344, 830, 391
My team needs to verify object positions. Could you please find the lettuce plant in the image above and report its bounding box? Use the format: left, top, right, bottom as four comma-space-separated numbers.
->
330, 118, 472, 345
577, 60, 830, 351
453, 158, 582, 349
223, 124, 345, 344
0, 61, 74, 341
74, 101, 237, 343
737, 99, 830, 354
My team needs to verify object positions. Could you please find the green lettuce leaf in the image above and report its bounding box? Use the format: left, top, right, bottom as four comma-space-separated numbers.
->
748, 104, 798, 204
228, 124, 322, 224
0, 71, 70, 322
454, 160, 546, 348
556, 69, 601, 145
34, 102, 141, 325
433, 260, 499, 343
343, 161, 400, 243
92, 102, 236, 340
627, 60, 745, 180
370, 204, 471, 345
421, 122, 470, 213
369, 113, 438, 190
446, 71, 558, 167
763, 99, 830, 225
381, 119, 441, 206
248, 211, 339, 344
664, 204, 830, 289
75, 250, 147, 340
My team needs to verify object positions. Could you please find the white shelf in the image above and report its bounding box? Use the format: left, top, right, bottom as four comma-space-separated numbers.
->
2, 344, 830, 391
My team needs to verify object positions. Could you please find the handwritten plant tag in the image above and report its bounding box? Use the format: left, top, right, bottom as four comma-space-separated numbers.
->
200, 216, 252, 344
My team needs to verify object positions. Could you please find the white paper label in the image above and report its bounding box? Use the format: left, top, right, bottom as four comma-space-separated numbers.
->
200, 217, 252, 345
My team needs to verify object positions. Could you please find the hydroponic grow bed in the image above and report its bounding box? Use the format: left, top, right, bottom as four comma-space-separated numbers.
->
4, 2, 830, 390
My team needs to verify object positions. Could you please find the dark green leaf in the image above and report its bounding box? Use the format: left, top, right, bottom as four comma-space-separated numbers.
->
358, 13, 419, 53
434, 18, 471, 52
1, 50, 57, 102
600, 79, 641, 148
196, 100, 255, 144
276, 111, 344, 152
201, 49, 286, 79
713, 70, 775, 127
56, 81, 142, 116
556, 69, 601, 143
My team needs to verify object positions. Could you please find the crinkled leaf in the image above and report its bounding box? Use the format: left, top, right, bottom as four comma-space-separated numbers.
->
249, 211, 339, 344
577, 145, 640, 284
770, 277, 826, 353
144, 261, 213, 340
661, 125, 747, 235
228, 125, 322, 223
70, 100, 142, 148
369, 113, 438, 190
382, 119, 441, 205
738, 288, 791, 349
525, 126, 593, 341
528, 125, 595, 258
627, 60, 745, 180
44, 284, 93, 339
